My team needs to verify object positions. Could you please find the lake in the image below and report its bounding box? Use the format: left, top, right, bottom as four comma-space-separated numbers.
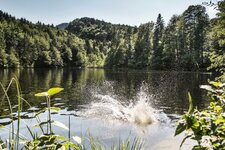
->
0, 68, 212, 149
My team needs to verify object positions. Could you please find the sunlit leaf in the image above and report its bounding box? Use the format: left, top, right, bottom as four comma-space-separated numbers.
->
215, 116, 225, 125
32, 121, 49, 128
210, 81, 220, 88
214, 106, 222, 112
219, 83, 225, 87
35, 92, 48, 97
200, 85, 215, 92
0, 125, 4, 129
55, 135, 66, 140
190, 117, 199, 129
50, 107, 61, 111
12, 105, 18, 109
19, 140, 27, 144
48, 88, 64, 96
52, 121, 69, 130
72, 136, 82, 145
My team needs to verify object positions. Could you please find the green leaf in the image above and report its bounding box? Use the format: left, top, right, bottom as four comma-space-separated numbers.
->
32, 121, 49, 128
47, 88, 64, 96
0, 124, 4, 129
52, 121, 69, 130
214, 106, 222, 112
175, 123, 186, 136
72, 136, 82, 145
192, 145, 205, 150
56, 144, 63, 149
50, 107, 61, 111
188, 92, 193, 114
34, 108, 47, 117
200, 85, 215, 92
26, 125, 35, 140
35, 92, 48, 97
210, 81, 220, 88
215, 116, 225, 125
55, 135, 66, 140
190, 117, 199, 129
34, 87, 64, 97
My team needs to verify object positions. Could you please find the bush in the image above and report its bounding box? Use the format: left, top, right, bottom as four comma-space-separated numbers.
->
175, 81, 225, 150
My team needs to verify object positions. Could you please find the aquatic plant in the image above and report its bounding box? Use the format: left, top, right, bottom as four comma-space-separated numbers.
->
175, 81, 225, 150
0, 77, 23, 149
0, 77, 143, 150
35, 87, 64, 134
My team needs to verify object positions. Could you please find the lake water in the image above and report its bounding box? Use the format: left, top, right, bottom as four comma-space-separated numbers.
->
0, 69, 212, 149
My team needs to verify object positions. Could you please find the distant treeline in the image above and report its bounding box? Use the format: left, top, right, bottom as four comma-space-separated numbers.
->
0, 2, 224, 73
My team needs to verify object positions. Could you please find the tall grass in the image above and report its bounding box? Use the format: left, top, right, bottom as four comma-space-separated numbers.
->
0, 77, 143, 150
0, 77, 23, 149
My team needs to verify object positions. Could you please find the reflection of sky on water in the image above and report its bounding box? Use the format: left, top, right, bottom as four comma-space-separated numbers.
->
0, 69, 211, 149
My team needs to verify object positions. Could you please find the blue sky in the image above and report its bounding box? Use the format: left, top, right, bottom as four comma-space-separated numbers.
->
0, 0, 217, 26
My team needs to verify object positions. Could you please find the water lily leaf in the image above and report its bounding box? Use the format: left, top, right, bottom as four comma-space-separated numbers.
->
48, 88, 64, 96
52, 121, 69, 130
50, 107, 61, 111
0, 125, 4, 129
35, 92, 48, 97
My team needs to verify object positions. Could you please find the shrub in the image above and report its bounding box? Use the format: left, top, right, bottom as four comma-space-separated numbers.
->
175, 81, 225, 150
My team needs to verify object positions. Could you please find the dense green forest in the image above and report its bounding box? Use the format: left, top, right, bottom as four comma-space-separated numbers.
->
0, 2, 224, 74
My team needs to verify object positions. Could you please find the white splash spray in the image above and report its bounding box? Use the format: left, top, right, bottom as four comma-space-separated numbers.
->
76, 82, 169, 126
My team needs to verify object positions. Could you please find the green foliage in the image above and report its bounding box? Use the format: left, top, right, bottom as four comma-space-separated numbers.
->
175, 1, 225, 146
0, 3, 218, 70
65, 6, 210, 70
134, 22, 154, 68
0, 11, 90, 68
176, 81, 225, 150
152, 14, 164, 69
0, 48, 7, 67
206, 0, 225, 81
7, 48, 20, 67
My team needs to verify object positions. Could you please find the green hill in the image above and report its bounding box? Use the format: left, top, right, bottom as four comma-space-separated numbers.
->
0, 4, 215, 70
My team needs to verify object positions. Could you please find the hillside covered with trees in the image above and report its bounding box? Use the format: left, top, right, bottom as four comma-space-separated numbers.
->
0, 2, 224, 75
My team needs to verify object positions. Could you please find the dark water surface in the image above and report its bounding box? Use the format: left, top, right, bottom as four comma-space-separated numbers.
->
0, 68, 212, 149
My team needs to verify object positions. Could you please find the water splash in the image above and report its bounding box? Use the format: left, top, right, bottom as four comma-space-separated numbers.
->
76, 82, 169, 126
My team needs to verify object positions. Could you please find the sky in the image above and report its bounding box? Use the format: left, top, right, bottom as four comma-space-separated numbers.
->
0, 0, 218, 26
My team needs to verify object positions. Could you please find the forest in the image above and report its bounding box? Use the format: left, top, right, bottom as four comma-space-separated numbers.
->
0, 2, 224, 76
